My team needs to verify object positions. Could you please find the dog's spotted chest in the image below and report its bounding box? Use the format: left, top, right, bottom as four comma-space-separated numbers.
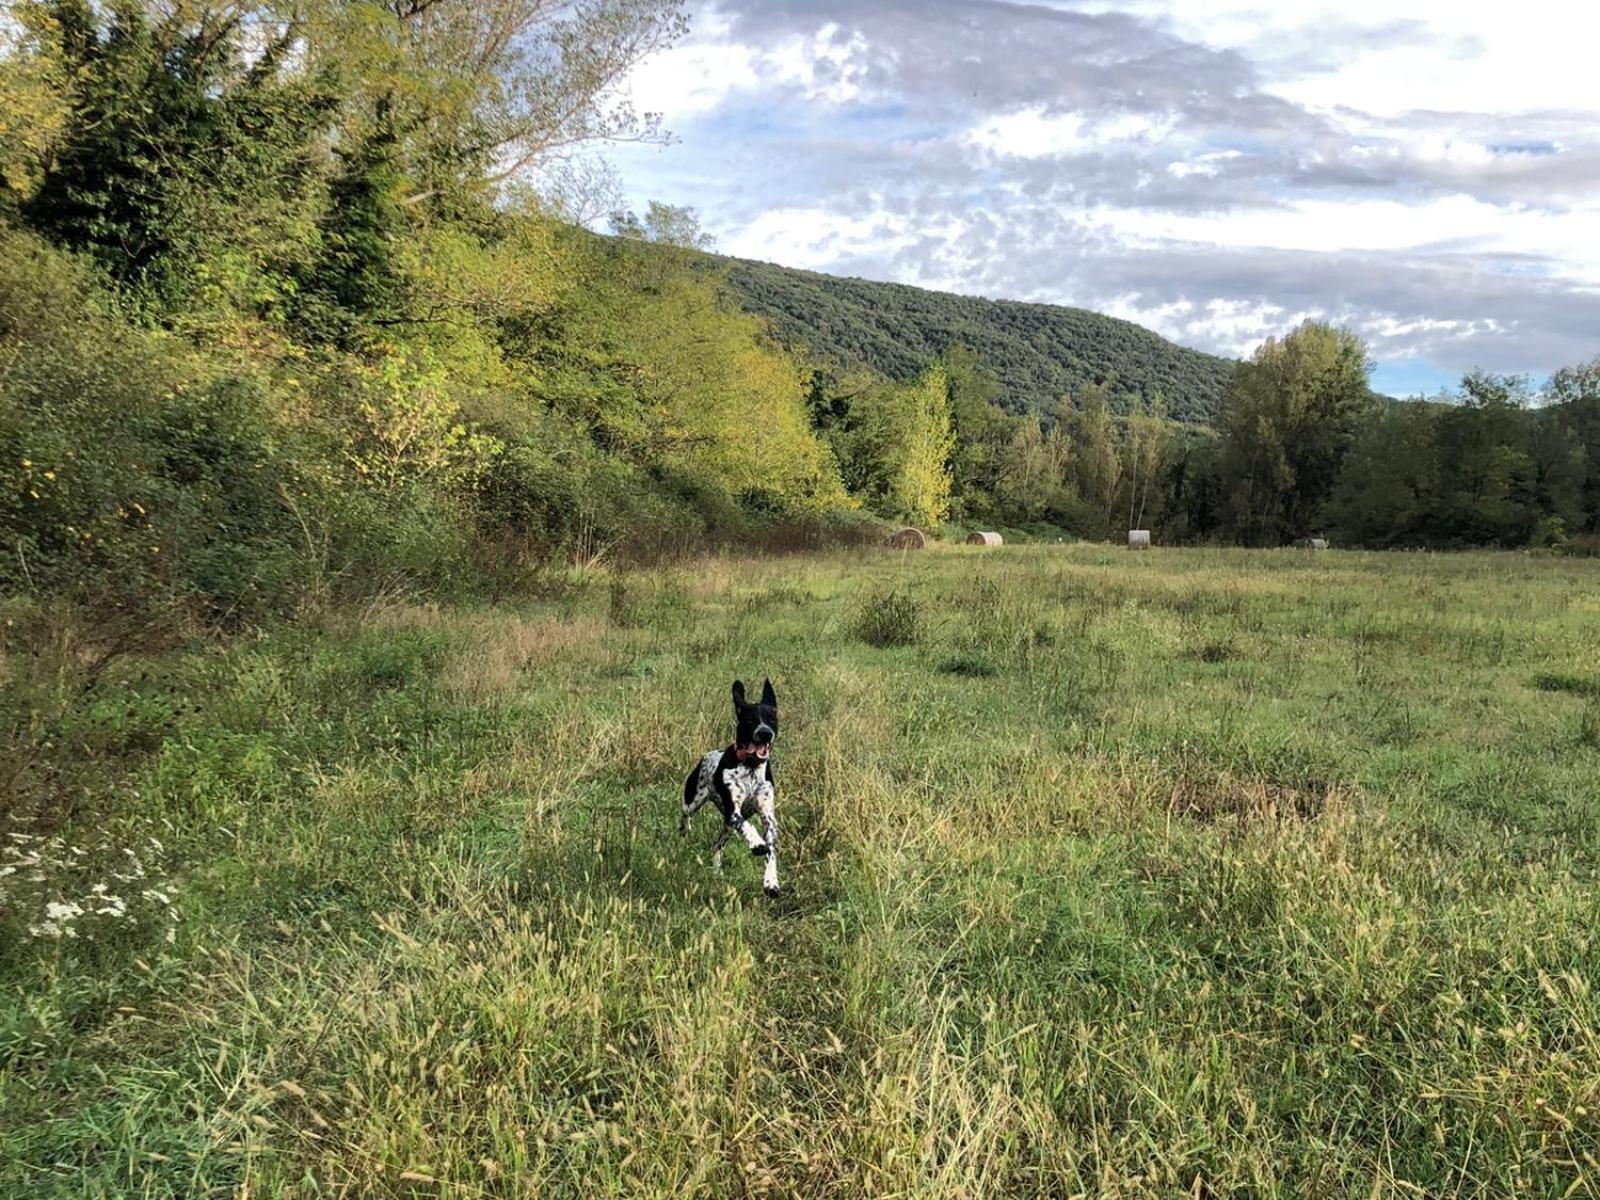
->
703, 752, 771, 810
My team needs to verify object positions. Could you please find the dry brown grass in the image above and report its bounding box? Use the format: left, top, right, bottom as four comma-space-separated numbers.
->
438, 613, 612, 701
1165, 770, 1348, 825
361, 602, 614, 701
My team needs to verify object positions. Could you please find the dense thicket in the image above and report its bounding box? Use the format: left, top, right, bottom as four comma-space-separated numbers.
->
724, 257, 1235, 424
0, 0, 866, 627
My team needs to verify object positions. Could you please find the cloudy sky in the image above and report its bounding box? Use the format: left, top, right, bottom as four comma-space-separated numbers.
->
609, 0, 1600, 396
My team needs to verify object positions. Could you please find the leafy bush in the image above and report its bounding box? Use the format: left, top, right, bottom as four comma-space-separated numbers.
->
0, 247, 318, 621
939, 652, 999, 677
1533, 672, 1600, 699
1530, 515, 1569, 550
853, 587, 923, 648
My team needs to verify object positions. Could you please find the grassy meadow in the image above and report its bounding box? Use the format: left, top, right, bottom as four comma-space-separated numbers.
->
3, 544, 1600, 1197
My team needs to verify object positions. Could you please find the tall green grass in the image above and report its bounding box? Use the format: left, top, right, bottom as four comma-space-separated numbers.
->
3, 545, 1599, 1196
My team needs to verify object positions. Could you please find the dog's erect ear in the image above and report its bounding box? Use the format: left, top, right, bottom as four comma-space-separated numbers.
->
731, 680, 746, 707
761, 678, 777, 708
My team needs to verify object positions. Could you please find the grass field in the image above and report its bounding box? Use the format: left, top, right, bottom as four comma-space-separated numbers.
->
4, 545, 1600, 1198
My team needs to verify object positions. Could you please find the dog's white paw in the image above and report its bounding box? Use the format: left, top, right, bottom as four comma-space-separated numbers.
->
763, 882, 782, 898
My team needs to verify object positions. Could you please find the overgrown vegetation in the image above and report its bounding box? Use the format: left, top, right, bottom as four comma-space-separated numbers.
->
0, 0, 863, 633
6, 545, 1600, 1196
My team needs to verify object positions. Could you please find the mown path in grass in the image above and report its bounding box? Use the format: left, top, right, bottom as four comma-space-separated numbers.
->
3, 545, 1599, 1197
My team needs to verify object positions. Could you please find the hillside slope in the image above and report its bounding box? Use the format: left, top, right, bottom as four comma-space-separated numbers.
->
721, 257, 1234, 424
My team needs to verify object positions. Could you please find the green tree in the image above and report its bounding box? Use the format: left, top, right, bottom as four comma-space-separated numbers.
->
525, 231, 846, 512
994, 417, 1070, 524
1120, 394, 1170, 533
1217, 322, 1375, 544
21, 1, 338, 314
313, 0, 689, 214
829, 367, 954, 526
308, 108, 408, 339
0, 1, 71, 207
940, 344, 1014, 522
1547, 358, 1600, 535
898, 366, 955, 527
1327, 401, 1442, 546
610, 201, 714, 250
1062, 383, 1121, 536
1433, 371, 1535, 545
1159, 426, 1224, 543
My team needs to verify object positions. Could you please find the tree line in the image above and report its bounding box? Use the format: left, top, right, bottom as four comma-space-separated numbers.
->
804, 322, 1600, 554
2, 2, 1596, 635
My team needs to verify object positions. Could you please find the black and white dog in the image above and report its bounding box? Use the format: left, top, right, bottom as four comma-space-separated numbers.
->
680, 679, 781, 896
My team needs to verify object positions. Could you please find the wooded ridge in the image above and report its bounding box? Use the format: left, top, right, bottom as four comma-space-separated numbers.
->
719, 255, 1234, 425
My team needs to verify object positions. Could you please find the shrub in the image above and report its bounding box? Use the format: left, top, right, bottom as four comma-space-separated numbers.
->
939, 652, 999, 677
0, 318, 317, 621
853, 587, 923, 648
1529, 515, 1569, 551
1533, 672, 1600, 699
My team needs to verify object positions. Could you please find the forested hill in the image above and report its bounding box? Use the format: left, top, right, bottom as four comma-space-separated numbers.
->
720, 257, 1235, 424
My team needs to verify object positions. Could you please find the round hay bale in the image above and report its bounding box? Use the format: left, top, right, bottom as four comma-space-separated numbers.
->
1128, 529, 1151, 550
889, 526, 927, 550
965, 531, 1003, 546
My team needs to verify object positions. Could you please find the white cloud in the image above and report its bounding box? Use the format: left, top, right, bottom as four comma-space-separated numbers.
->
622, 12, 760, 119
624, 16, 873, 120
1167, 150, 1243, 179
1092, 194, 1600, 285
965, 107, 1175, 159
1111, 0, 1600, 116
726, 205, 912, 266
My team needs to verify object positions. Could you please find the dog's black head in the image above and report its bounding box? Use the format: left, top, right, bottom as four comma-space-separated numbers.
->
732, 678, 778, 762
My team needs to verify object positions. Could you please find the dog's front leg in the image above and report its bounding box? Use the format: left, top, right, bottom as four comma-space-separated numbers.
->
733, 809, 768, 857
758, 786, 779, 897
714, 810, 765, 866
